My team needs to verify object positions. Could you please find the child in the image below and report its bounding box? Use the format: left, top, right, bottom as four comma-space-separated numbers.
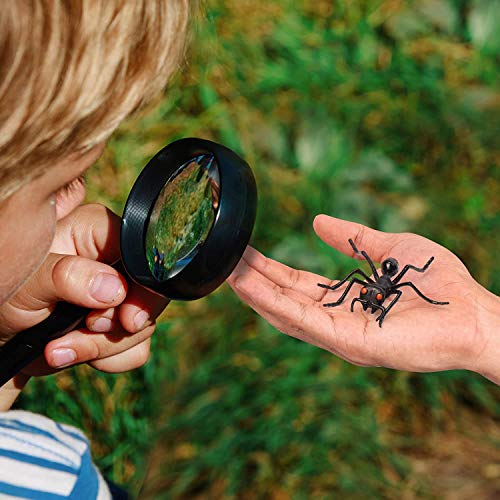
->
0, 1, 190, 497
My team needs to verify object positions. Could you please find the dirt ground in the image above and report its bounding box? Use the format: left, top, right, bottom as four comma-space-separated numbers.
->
400, 412, 500, 500
140, 409, 500, 499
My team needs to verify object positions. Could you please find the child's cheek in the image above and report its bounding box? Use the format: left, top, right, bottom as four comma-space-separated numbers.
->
0, 199, 56, 305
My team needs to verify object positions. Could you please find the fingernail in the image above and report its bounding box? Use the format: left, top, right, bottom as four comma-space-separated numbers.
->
134, 310, 149, 331
90, 317, 112, 332
91, 273, 124, 303
51, 348, 77, 368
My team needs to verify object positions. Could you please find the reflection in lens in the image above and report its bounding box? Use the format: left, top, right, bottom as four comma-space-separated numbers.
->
145, 154, 220, 281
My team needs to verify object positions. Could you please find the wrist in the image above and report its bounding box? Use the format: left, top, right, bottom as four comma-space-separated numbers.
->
472, 287, 500, 385
0, 374, 30, 411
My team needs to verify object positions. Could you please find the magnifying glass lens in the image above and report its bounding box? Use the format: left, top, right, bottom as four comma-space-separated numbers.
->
145, 154, 220, 281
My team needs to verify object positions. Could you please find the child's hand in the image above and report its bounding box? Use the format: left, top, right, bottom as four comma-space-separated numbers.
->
0, 204, 168, 375
228, 215, 500, 384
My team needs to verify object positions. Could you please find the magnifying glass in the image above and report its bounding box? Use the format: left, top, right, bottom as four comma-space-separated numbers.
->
0, 138, 257, 387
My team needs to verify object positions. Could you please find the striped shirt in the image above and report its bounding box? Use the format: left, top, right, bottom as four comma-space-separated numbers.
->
0, 410, 111, 499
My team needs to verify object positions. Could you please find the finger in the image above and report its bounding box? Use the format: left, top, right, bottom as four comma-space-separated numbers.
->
8, 253, 127, 316
231, 283, 328, 349
229, 256, 315, 306
117, 285, 169, 334
229, 246, 336, 302
85, 281, 168, 335
230, 267, 374, 367
313, 215, 400, 263
229, 262, 332, 351
89, 338, 151, 373
85, 307, 118, 333
231, 259, 363, 352
44, 323, 156, 369
50, 203, 121, 263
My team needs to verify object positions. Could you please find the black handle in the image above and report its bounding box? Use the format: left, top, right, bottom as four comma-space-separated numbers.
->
0, 301, 89, 387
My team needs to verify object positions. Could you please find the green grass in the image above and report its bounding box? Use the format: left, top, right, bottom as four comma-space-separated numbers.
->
19, 0, 499, 498
146, 157, 216, 279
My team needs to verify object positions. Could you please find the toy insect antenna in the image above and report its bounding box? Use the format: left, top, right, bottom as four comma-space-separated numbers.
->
348, 238, 361, 255
348, 238, 379, 279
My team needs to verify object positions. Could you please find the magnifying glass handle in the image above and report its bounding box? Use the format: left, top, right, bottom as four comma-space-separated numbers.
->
0, 260, 126, 388
0, 301, 88, 388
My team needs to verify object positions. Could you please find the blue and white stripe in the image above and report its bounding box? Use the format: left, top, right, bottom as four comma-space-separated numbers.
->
0, 411, 111, 499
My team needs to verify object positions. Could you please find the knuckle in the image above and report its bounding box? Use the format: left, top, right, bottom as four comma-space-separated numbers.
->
54, 255, 100, 298
92, 204, 120, 228
88, 338, 102, 360
78, 202, 106, 216
352, 225, 367, 256
51, 255, 79, 289
73, 337, 100, 363
261, 254, 269, 271
289, 268, 300, 288
71, 203, 100, 229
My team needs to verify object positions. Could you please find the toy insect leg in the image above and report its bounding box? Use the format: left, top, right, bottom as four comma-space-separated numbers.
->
392, 257, 435, 284
395, 282, 449, 305
317, 269, 373, 292
375, 290, 402, 327
322, 278, 366, 307
348, 239, 380, 279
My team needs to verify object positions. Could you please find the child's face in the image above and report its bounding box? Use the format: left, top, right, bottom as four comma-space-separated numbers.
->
0, 144, 104, 304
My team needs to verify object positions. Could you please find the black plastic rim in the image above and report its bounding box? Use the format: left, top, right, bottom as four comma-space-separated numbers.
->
120, 138, 257, 300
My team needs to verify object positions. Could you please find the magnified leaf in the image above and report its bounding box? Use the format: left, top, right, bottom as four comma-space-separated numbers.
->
468, 0, 500, 53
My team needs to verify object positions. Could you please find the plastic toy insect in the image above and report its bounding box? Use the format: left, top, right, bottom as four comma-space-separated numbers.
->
317, 239, 449, 327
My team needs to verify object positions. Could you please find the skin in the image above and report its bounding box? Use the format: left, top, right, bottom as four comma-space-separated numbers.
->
228, 215, 500, 385
0, 145, 168, 411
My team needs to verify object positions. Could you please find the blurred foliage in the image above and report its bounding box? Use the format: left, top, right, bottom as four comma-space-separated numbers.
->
20, 0, 499, 498
146, 157, 216, 279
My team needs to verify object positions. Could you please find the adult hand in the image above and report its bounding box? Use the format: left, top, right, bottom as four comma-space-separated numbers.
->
0, 204, 168, 375
228, 215, 500, 384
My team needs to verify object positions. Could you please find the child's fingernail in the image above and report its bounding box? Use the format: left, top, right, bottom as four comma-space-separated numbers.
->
51, 348, 77, 368
134, 310, 149, 331
91, 273, 124, 303
90, 317, 112, 332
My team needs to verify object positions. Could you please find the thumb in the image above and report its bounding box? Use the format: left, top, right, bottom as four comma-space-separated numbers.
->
313, 214, 398, 263
3, 254, 127, 331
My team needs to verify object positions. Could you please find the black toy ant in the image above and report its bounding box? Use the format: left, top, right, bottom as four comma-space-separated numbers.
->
318, 239, 449, 327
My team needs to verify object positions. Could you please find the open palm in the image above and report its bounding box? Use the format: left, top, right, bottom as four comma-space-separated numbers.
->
228, 215, 491, 374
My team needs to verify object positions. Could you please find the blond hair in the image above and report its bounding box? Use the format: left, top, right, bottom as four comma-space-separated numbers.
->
0, 0, 191, 201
